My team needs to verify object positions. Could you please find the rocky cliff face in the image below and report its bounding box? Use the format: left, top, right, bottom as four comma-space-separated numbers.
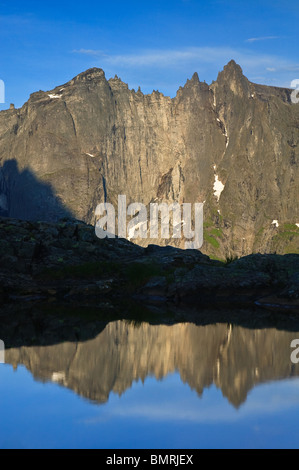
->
0, 60, 298, 258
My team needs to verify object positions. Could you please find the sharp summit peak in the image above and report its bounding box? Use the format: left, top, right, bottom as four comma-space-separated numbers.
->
221, 59, 244, 76
72, 67, 106, 81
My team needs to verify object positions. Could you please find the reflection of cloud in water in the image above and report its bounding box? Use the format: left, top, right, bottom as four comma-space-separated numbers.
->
80, 378, 299, 426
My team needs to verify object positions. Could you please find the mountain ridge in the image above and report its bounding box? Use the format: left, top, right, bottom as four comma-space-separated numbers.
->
0, 60, 298, 258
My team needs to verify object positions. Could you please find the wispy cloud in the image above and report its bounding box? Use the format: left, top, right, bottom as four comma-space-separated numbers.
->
72, 45, 299, 90
101, 47, 237, 67
79, 379, 299, 426
246, 36, 280, 43
72, 48, 107, 57
94, 46, 299, 76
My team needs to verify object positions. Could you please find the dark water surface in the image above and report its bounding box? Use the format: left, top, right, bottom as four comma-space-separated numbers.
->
1, 304, 299, 449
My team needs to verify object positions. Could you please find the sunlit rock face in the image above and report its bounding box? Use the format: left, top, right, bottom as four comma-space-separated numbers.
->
5, 321, 299, 408
0, 61, 298, 257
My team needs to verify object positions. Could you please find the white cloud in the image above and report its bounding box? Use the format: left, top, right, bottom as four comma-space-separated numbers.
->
246, 36, 281, 43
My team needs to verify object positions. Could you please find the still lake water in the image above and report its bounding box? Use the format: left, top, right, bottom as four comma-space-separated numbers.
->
1, 311, 299, 449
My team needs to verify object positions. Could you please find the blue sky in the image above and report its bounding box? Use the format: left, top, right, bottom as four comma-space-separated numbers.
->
0, 0, 299, 110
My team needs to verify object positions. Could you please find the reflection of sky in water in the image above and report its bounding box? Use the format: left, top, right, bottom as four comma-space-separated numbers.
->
1, 364, 299, 449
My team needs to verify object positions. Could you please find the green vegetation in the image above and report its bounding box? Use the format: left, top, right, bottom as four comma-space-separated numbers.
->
282, 223, 299, 231
274, 231, 299, 240
209, 227, 223, 238
37, 260, 122, 281
203, 220, 214, 228
203, 217, 224, 254
208, 254, 225, 262
203, 232, 220, 248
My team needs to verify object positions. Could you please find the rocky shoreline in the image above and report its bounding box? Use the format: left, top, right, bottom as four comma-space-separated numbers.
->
0, 216, 299, 314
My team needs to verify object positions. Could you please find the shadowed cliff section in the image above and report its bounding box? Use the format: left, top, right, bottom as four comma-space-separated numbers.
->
0, 61, 298, 258
0, 160, 73, 221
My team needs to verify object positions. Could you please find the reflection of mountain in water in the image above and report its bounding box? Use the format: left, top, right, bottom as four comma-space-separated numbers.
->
5, 321, 299, 407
